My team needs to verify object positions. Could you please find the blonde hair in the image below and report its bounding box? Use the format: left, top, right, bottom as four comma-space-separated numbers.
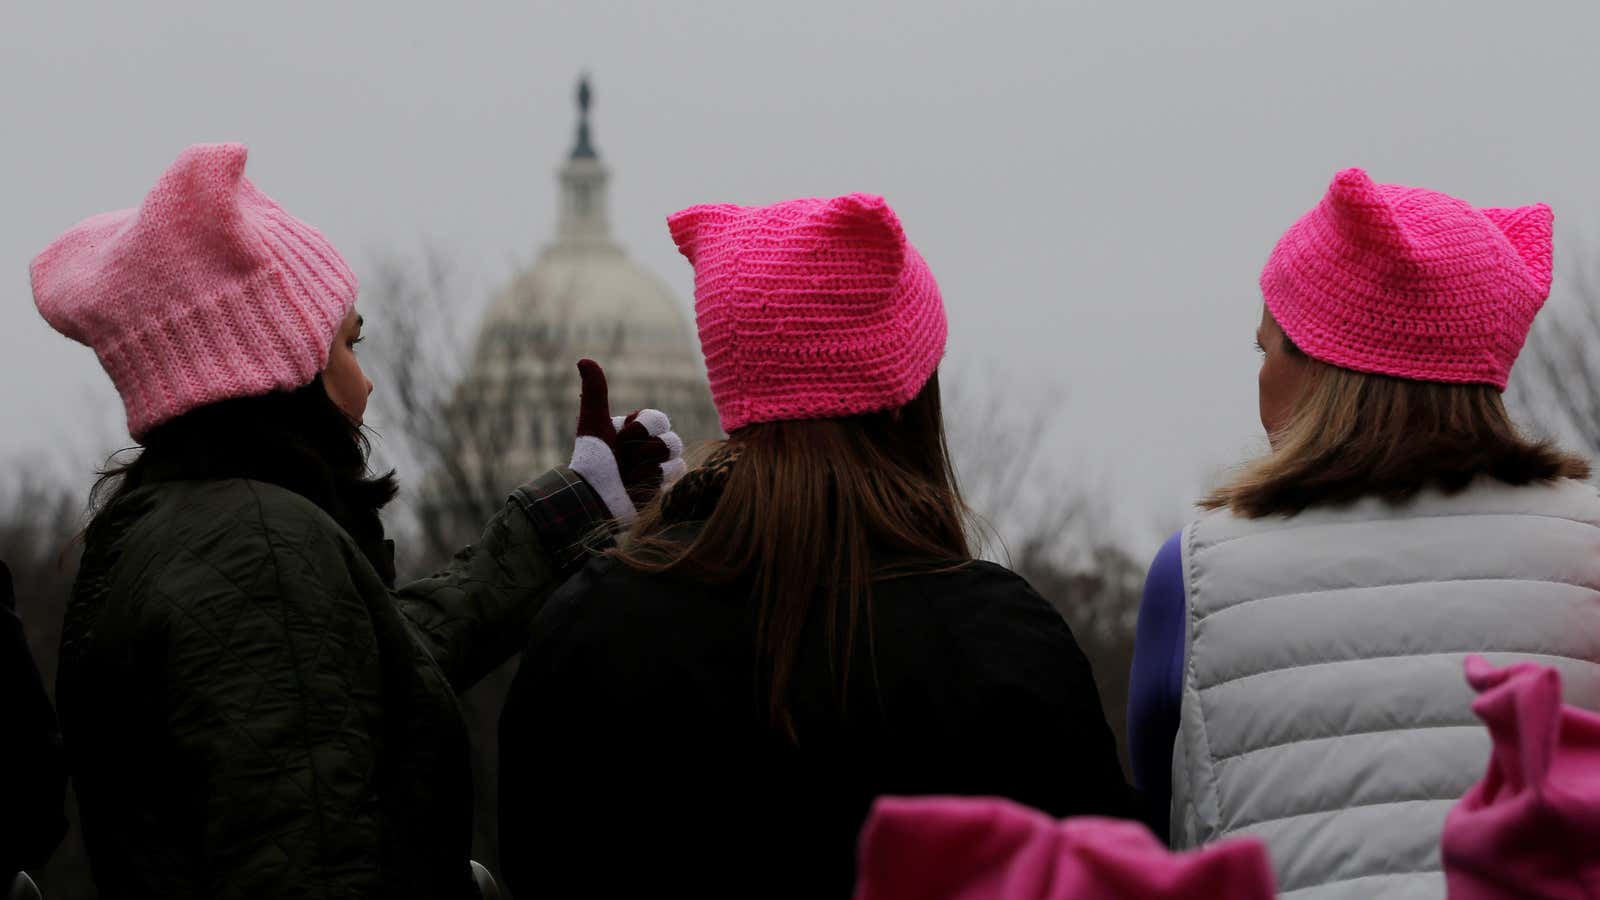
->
1204, 357, 1591, 518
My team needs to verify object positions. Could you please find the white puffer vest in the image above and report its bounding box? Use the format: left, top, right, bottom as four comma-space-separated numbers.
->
1170, 478, 1600, 899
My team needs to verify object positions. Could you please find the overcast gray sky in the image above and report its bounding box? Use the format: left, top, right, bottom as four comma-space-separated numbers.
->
6, 0, 1599, 548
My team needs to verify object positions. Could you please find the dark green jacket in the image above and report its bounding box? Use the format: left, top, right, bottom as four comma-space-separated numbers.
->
2, 561, 67, 876
59, 475, 588, 899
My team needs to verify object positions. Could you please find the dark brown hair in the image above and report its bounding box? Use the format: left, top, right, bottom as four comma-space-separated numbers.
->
1205, 339, 1590, 518
88, 376, 399, 579
613, 373, 972, 740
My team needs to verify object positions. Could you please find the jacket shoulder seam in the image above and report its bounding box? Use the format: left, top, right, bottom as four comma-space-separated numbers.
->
1193, 508, 1600, 554
1194, 575, 1600, 624
1200, 649, 1600, 694
1213, 721, 1482, 765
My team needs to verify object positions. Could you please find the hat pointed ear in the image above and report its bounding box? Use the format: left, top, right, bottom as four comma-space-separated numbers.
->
150, 143, 250, 217
144, 143, 258, 262
667, 204, 739, 264
666, 207, 704, 263
824, 193, 907, 262
1464, 656, 1565, 792
1481, 204, 1554, 297
1325, 167, 1408, 248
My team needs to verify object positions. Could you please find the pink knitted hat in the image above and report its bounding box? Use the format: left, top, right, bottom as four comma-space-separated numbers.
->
667, 193, 946, 433
1441, 657, 1600, 899
855, 797, 1276, 900
1260, 168, 1553, 389
31, 143, 358, 441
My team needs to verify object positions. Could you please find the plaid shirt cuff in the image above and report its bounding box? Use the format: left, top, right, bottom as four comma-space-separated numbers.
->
509, 466, 614, 579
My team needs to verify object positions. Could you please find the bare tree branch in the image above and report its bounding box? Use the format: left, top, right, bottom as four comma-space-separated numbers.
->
1510, 241, 1600, 455
943, 372, 1144, 774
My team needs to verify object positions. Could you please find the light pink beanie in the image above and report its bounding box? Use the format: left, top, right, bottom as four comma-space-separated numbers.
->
31, 143, 358, 441
1260, 168, 1553, 389
855, 797, 1276, 900
1441, 656, 1600, 899
667, 193, 946, 433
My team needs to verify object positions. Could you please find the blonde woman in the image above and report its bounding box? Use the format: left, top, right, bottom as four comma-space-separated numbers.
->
1128, 168, 1600, 898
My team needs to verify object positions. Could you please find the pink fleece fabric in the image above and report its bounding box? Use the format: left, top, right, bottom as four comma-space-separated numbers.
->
1441, 656, 1600, 899
31, 143, 358, 441
854, 797, 1275, 900
667, 193, 946, 433
1260, 168, 1552, 390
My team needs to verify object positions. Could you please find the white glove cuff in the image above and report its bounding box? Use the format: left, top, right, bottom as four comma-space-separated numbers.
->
570, 435, 636, 524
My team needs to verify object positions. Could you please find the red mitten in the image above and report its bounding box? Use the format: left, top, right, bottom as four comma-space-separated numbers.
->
569, 359, 685, 523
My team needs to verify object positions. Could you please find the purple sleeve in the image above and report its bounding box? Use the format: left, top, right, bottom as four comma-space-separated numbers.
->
1128, 530, 1185, 840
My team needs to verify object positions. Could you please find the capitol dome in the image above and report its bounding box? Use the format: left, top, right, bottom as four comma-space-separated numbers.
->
450, 76, 719, 481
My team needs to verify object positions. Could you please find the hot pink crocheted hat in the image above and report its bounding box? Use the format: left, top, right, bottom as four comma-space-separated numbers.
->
1260, 168, 1553, 390
31, 143, 358, 441
667, 193, 946, 433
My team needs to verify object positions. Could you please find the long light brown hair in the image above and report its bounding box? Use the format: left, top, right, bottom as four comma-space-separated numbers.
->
1205, 337, 1590, 518
612, 373, 972, 740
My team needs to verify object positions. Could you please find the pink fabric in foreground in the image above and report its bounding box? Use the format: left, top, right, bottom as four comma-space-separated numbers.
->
1442, 656, 1600, 899
854, 797, 1275, 900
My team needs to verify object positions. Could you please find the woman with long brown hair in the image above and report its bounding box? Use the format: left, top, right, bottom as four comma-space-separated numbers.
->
498, 194, 1131, 897
1128, 168, 1600, 898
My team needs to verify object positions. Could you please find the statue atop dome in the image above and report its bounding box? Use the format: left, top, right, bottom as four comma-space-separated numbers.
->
571, 73, 598, 161
556, 73, 612, 246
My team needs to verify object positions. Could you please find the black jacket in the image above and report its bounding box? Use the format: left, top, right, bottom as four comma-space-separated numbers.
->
60, 475, 583, 899
499, 553, 1132, 898
1, 561, 68, 877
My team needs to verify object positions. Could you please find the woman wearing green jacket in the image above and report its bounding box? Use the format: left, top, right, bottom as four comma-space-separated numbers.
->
29, 143, 681, 899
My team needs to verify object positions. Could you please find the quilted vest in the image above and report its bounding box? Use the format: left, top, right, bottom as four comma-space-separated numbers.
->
1170, 478, 1600, 899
